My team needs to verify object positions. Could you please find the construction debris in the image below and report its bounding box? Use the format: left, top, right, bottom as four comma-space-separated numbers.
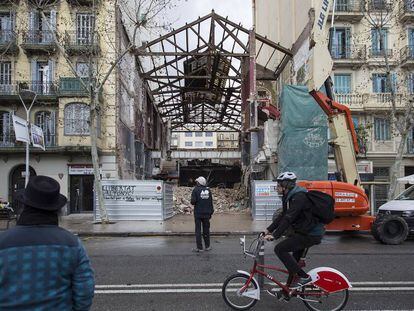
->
173, 185, 249, 215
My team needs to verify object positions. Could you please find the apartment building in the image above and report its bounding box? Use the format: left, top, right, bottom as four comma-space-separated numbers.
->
255, 0, 414, 210
171, 131, 217, 149
0, 0, 165, 214
217, 132, 239, 149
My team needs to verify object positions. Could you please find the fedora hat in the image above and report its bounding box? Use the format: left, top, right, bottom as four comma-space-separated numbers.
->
15, 176, 67, 211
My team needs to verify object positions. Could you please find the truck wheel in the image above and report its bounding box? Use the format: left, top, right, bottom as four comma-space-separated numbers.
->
374, 215, 409, 245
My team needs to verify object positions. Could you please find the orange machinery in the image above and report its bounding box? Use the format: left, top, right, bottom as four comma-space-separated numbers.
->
298, 89, 375, 231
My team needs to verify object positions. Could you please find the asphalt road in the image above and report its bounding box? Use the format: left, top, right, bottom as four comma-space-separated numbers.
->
83, 234, 414, 311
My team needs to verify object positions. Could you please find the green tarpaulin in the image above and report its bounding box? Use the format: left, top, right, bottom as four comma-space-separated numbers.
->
278, 85, 328, 181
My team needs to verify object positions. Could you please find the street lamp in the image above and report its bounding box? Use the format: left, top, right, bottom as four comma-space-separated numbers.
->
18, 88, 37, 187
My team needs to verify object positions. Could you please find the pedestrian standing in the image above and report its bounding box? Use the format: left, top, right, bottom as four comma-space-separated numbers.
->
191, 176, 214, 252
0, 176, 95, 310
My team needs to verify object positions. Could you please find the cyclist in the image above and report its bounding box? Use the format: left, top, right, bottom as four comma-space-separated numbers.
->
263, 172, 325, 288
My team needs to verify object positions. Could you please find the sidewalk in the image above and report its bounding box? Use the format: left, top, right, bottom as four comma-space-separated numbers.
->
59, 213, 269, 237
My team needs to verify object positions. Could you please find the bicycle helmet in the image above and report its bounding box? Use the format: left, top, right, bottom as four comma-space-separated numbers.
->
275, 171, 297, 189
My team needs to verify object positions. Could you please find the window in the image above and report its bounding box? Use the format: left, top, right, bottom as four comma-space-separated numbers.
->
205, 141, 213, 147
76, 62, 90, 77
0, 110, 13, 147
195, 132, 203, 137
230, 134, 235, 140
185, 132, 193, 137
76, 13, 95, 45
352, 117, 359, 128
31, 60, 54, 95
185, 141, 193, 147
372, 73, 395, 93
0, 61, 12, 93
35, 111, 55, 146
330, 28, 351, 59
374, 117, 391, 140
408, 29, 414, 58
195, 141, 203, 147
371, 28, 388, 56
64, 103, 90, 135
0, 12, 14, 43
29, 11, 56, 43
334, 74, 351, 94
205, 132, 213, 137
220, 134, 224, 140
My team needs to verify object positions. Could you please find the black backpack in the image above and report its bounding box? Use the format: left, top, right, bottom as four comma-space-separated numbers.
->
306, 191, 335, 224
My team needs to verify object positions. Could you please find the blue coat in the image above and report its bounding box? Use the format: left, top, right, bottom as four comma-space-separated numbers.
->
0, 225, 95, 310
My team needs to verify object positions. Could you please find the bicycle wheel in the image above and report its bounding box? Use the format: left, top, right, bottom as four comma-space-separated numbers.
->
301, 285, 349, 311
222, 273, 258, 311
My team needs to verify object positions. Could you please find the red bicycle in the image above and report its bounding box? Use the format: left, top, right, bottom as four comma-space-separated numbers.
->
222, 234, 351, 311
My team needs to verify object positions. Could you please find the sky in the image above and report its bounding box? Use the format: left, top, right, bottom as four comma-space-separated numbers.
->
169, 0, 252, 31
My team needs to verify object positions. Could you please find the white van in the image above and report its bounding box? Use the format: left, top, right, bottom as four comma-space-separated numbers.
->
374, 185, 414, 243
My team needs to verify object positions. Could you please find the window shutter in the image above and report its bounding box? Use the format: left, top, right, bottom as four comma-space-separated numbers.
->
373, 74, 379, 93
391, 72, 397, 92
31, 59, 37, 84
48, 59, 54, 83
50, 10, 57, 30
371, 29, 377, 51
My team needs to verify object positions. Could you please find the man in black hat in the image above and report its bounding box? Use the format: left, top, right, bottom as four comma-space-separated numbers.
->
0, 176, 95, 310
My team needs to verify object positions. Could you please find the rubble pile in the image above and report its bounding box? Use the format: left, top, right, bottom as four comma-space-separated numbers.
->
173, 185, 248, 215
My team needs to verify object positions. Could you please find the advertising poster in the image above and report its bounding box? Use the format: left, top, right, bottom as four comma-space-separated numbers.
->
31, 124, 45, 150
12, 115, 29, 143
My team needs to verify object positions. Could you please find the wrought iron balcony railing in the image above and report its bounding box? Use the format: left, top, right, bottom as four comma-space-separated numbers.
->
64, 31, 100, 54
22, 30, 55, 45
333, 0, 365, 12
400, 0, 414, 14
17, 81, 57, 96
330, 44, 366, 60
0, 132, 15, 148
369, 48, 393, 58
0, 30, 16, 44
367, 0, 392, 11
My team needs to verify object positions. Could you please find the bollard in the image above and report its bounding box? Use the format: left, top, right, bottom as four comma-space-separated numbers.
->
258, 240, 265, 288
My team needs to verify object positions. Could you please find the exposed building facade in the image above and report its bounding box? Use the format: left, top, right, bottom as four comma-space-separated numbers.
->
254, 0, 414, 211
170, 131, 217, 149
217, 132, 239, 149
0, 0, 165, 214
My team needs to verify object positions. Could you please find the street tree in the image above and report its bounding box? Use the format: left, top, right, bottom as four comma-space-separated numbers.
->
6, 0, 177, 222
362, 0, 414, 199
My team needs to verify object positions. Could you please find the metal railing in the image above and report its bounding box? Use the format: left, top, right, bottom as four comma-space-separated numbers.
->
0, 30, 16, 44
367, 0, 392, 11
333, 0, 365, 12
400, 0, 414, 14
59, 77, 90, 95
65, 30, 99, 47
64, 119, 90, 135
0, 83, 17, 95
22, 30, 55, 45
330, 44, 366, 60
369, 48, 393, 58
374, 93, 403, 104
400, 45, 414, 63
22, 81, 57, 96
0, 131, 15, 148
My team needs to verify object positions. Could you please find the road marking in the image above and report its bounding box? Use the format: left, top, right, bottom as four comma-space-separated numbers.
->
95, 281, 414, 289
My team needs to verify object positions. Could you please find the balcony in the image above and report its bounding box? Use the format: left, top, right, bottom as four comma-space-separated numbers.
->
64, 31, 100, 55
0, 30, 19, 55
59, 77, 90, 97
0, 132, 15, 148
21, 30, 57, 54
400, 45, 414, 68
367, 0, 392, 11
14, 81, 57, 100
330, 44, 366, 67
335, 93, 368, 110
399, 0, 414, 23
368, 48, 393, 59
66, 0, 100, 5
328, 0, 365, 22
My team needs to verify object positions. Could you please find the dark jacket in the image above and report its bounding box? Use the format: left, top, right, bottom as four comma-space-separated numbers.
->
267, 186, 322, 239
191, 185, 214, 217
0, 225, 95, 311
